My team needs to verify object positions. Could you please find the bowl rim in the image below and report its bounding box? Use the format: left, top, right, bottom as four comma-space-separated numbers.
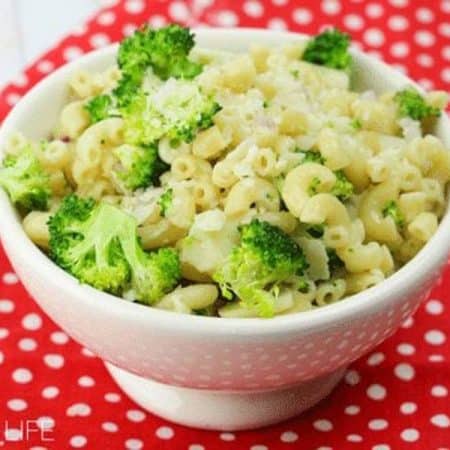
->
0, 27, 449, 336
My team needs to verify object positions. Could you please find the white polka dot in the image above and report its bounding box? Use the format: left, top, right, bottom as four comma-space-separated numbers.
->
367, 352, 385, 366
431, 414, 450, 428
415, 30, 436, 47
429, 353, 444, 362
401, 316, 414, 328
267, 18, 287, 30
439, 23, 450, 38
441, 68, 450, 83
71, 24, 88, 36
369, 419, 388, 430
18, 338, 37, 351
0, 328, 9, 339
78, 376, 95, 387
418, 53, 434, 67
70, 435, 87, 448
220, 433, 235, 441
63, 46, 83, 61
4, 428, 23, 441
419, 78, 434, 90
442, 0, 450, 13
42, 386, 59, 399
400, 428, 419, 442
122, 23, 137, 36
169, 1, 190, 21
400, 402, 417, 414
364, 28, 385, 47
12, 368, 33, 383
394, 363, 415, 381
347, 434, 363, 442
0, 299, 14, 313
431, 385, 448, 397
189, 445, 206, 450
389, 0, 408, 6
345, 405, 360, 415
416, 7, 434, 23
344, 14, 364, 30
250, 446, 268, 450
43, 353, 65, 369
426, 299, 444, 315
388, 15, 409, 31
293, 8, 312, 24
6, 93, 21, 106
148, 15, 167, 28
373, 446, 390, 450
50, 331, 69, 345
345, 370, 361, 386
7, 399, 28, 411
425, 329, 446, 345
97, 11, 116, 26
125, 439, 143, 450
314, 419, 333, 432
81, 347, 96, 358
125, 0, 144, 14
321, 0, 341, 15
12, 72, 28, 87
214, 10, 239, 27
67, 403, 91, 417
243, 1, 264, 17
365, 3, 384, 18
280, 431, 299, 443
102, 421, 118, 432
272, 0, 288, 4
156, 426, 174, 440
22, 313, 42, 331
37, 417, 55, 430
37, 60, 54, 74
390, 42, 409, 58
126, 410, 146, 423
367, 384, 386, 401
2, 272, 18, 284
90, 33, 110, 49
104, 392, 121, 403
397, 343, 415, 356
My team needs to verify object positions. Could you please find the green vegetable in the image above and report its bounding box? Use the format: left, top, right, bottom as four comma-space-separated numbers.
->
113, 144, 168, 191
302, 28, 352, 70
297, 148, 326, 164
0, 146, 50, 211
48, 195, 181, 303
84, 95, 115, 123
306, 224, 325, 238
158, 188, 173, 217
351, 118, 362, 130
308, 176, 321, 196
122, 82, 221, 147
213, 219, 308, 318
394, 87, 440, 121
382, 200, 405, 228
331, 170, 354, 201
326, 248, 344, 272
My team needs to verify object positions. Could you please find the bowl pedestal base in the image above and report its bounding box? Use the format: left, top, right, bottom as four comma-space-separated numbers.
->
105, 362, 346, 431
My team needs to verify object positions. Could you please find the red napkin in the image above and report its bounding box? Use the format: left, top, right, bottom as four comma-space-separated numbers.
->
1, 1, 449, 449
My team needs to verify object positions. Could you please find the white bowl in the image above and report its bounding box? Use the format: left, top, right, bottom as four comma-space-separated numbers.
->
1, 28, 449, 431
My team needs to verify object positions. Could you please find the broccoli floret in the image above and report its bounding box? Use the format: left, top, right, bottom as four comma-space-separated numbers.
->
118, 24, 202, 83
48, 195, 181, 303
394, 88, 441, 121
213, 219, 308, 318
297, 148, 326, 164
382, 200, 405, 228
0, 146, 50, 211
113, 144, 168, 191
308, 176, 321, 196
327, 248, 344, 272
84, 95, 115, 123
123, 80, 221, 147
332, 170, 354, 201
350, 118, 362, 130
306, 223, 325, 238
302, 28, 352, 70
158, 188, 173, 217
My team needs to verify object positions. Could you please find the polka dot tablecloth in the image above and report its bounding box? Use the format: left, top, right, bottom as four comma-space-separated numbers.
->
1, 1, 450, 449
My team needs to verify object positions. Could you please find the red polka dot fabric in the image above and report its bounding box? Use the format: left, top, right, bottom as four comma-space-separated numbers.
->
0, 1, 450, 449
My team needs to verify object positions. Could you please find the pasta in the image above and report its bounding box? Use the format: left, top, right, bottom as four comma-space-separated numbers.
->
2, 25, 449, 319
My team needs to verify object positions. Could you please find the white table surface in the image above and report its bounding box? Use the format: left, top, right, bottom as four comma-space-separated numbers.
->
0, 0, 106, 89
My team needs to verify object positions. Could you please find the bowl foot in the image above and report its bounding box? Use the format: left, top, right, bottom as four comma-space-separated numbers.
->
105, 362, 346, 431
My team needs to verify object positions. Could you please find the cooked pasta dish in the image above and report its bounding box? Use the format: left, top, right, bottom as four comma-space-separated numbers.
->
1, 25, 449, 318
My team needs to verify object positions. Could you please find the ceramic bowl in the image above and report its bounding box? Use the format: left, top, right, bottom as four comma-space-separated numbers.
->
0, 28, 449, 431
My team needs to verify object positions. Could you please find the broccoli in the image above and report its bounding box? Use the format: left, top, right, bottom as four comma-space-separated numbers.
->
302, 28, 352, 70
84, 95, 115, 123
326, 248, 344, 272
158, 188, 173, 217
350, 118, 362, 130
308, 176, 321, 196
123, 80, 221, 147
0, 146, 50, 211
382, 200, 405, 228
331, 170, 354, 201
213, 219, 308, 318
306, 223, 325, 238
48, 195, 181, 303
113, 144, 168, 191
394, 87, 441, 121
297, 148, 326, 164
